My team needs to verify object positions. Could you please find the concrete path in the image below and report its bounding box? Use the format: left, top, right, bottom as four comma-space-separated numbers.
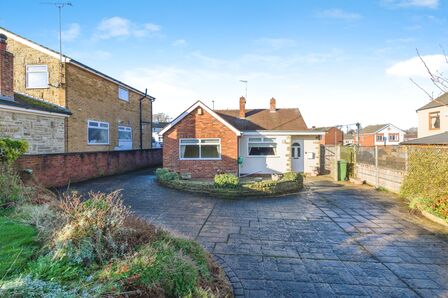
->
71, 170, 448, 298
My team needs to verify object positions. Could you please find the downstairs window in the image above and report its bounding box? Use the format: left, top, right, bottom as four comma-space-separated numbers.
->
179, 138, 221, 160
248, 137, 277, 156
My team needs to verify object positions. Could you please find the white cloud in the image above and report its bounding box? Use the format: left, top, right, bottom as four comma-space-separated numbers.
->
386, 54, 448, 77
95, 17, 161, 39
254, 38, 297, 49
317, 9, 362, 21
61, 23, 80, 42
172, 39, 187, 47
382, 0, 438, 8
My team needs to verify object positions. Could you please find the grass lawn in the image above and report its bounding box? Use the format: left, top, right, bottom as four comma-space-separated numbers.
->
0, 211, 39, 278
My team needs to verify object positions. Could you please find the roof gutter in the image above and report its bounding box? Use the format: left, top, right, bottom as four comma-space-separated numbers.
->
0, 104, 71, 118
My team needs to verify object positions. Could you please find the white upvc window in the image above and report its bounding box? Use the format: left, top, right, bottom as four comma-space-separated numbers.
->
26, 65, 49, 89
179, 138, 221, 160
118, 86, 129, 101
88, 120, 109, 145
248, 137, 277, 156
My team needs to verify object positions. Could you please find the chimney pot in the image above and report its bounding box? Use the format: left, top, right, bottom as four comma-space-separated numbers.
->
0, 34, 7, 52
270, 97, 276, 112
239, 96, 246, 119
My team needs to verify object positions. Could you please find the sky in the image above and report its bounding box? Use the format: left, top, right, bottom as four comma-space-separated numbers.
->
1, 0, 448, 130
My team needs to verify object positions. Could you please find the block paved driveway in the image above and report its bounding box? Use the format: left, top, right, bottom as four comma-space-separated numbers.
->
71, 170, 448, 298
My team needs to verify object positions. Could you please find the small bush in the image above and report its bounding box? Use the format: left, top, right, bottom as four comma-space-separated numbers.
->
52, 190, 130, 266
214, 173, 239, 189
14, 204, 65, 241
156, 168, 179, 181
0, 138, 28, 164
0, 167, 30, 208
281, 172, 300, 182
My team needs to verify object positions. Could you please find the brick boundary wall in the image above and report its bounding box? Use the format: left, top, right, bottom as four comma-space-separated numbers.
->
15, 149, 162, 188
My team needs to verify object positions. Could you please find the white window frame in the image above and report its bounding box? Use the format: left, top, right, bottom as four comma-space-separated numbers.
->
247, 137, 278, 157
118, 126, 132, 141
179, 138, 221, 160
87, 120, 110, 145
26, 65, 49, 89
118, 86, 129, 101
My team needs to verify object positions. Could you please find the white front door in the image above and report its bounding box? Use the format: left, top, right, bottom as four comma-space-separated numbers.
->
291, 140, 304, 172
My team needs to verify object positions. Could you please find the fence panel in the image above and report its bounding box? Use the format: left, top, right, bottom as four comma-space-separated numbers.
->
377, 146, 407, 171
356, 146, 375, 166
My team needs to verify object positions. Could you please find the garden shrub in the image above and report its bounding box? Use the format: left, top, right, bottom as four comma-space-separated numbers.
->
401, 147, 448, 222
52, 190, 130, 266
0, 138, 28, 164
14, 204, 65, 241
155, 168, 179, 181
0, 167, 30, 208
281, 171, 300, 182
214, 173, 239, 188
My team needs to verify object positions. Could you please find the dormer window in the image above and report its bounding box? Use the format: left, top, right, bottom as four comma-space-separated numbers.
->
26, 65, 49, 89
118, 86, 129, 101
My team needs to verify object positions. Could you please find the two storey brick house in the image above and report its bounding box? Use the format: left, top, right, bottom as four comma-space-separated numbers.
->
0, 27, 154, 153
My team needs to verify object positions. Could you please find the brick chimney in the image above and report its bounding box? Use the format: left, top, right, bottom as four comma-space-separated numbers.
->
239, 96, 246, 119
270, 97, 276, 112
0, 34, 14, 99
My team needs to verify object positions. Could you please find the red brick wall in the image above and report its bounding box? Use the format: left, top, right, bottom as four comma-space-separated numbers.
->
357, 134, 375, 146
163, 107, 238, 178
16, 149, 162, 188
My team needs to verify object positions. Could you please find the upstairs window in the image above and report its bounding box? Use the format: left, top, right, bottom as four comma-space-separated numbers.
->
88, 120, 109, 145
118, 86, 129, 101
26, 65, 49, 88
179, 138, 221, 160
429, 112, 440, 130
248, 137, 277, 156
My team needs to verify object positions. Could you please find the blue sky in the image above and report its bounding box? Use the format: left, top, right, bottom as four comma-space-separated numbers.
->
1, 0, 448, 129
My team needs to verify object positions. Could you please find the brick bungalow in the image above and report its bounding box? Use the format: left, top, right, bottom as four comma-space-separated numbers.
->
356, 124, 405, 146
160, 97, 324, 178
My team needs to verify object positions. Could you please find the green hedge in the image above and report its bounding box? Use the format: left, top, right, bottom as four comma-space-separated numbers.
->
401, 147, 448, 222
0, 138, 28, 164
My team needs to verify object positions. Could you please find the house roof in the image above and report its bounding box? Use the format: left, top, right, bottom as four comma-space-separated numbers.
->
0, 93, 72, 116
361, 124, 389, 134
401, 132, 448, 145
0, 27, 154, 99
416, 93, 448, 111
159, 101, 242, 136
215, 108, 308, 131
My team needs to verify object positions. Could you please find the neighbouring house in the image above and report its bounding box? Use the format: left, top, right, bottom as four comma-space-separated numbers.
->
313, 126, 343, 145
401, 94, 448, 146
343, 134, 355, 146
0, 27, 154, 153
152, 121, 170, 148
0, 34, 71, 153
159, 97, 324, 178
356, 124, 405, 146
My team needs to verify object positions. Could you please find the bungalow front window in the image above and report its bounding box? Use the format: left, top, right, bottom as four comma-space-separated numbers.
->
389, 133, 399, 142
179, 138, 221, 160
376, 134, 384, 142
248, 137, 277, 156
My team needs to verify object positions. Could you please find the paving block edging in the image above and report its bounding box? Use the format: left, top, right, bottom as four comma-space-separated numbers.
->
212, 254, 244, 298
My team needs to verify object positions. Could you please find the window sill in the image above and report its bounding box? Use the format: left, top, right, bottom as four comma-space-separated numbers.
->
179, 158, 222, 161
88, 143, 110, 146
26, 86, 50, 89
118, 98, 130, 102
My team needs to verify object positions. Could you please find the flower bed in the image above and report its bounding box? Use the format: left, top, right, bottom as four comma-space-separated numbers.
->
0, 166, 232, 297
156, 169, 304, 198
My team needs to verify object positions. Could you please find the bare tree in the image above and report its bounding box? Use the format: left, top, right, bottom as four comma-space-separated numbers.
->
410, 48, 448, 107
153, 112, 172, 123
